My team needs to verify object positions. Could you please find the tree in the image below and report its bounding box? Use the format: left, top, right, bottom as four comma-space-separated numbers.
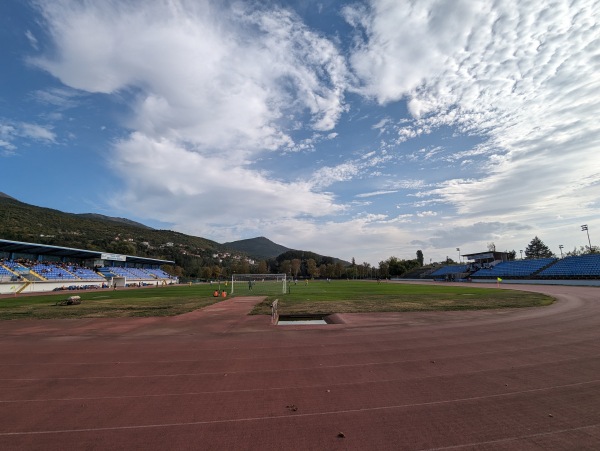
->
161, 264, 183, 277
319, 263, 332, 279
201, 266, 213, 280
487, 242, 496, 252
565, 245, 598, 256
307, 259, 319, 278
257, 260, 268, 274
416, 250, 424, 266
524, 236, 554, 259
291, 259, 301, 278
378, 260, 389, 279
280, 260, 291, 275
239, 259, 250, 274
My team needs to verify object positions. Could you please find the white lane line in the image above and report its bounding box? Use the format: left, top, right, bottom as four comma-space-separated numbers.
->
1, 351, 599, 382
421, 423, 600, 450
1, 377, 600, 404
1, 379, 599, 436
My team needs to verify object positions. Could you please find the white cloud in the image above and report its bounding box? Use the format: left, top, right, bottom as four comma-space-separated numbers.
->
0, 140, 16, 155
25, 30, 38, 50
22, 0, 600, 265
391, 179, 426, 190
30, 0, 356, 242
0, 124, 16, 138
0, 121, 56, 153
422, 221, 533, 249
346, 0, 600, 240
109, 132, 345, 241
19, 123, 56, 142
344, 0, 483, 104
266, 215, 420, 264
32, 0, 349, 155
355, 190, 397, 198
310, 161, 361, 188
30, 87, 81, 109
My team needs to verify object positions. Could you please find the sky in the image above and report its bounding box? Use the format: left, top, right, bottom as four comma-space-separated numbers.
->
1, 0, 599, 265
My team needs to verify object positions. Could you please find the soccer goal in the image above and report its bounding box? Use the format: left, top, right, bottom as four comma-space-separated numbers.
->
231, 273, 287, 295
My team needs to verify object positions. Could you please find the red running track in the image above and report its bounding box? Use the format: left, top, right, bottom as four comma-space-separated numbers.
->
0, 283, 599, 450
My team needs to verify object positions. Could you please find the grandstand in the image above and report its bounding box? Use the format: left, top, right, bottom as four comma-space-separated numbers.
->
430, 265, 469, 281
419, 251, 600, 285
31, 263, 78, 281
538, 254, 600, 278
0, 239, 177, 295
470, 258, 556, 279
98, 266, 173, 283
0, 265, 13, 282
68, 265, 105, 281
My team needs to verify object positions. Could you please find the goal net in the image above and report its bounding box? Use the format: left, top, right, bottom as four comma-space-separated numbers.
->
230, 273, 287, 295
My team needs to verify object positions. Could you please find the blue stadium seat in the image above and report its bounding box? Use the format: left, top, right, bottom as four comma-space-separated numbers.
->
538, 254, 600, 278
471, 258, 556, 278
430, 265, 468, 277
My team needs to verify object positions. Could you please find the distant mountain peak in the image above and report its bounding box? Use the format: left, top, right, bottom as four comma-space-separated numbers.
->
0, 192, 16, 200
224, 236, 290, 260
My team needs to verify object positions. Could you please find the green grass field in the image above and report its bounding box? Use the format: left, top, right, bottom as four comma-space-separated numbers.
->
0, 280, 553, 320
250, 280, 554, 315
0, 285, 222, 320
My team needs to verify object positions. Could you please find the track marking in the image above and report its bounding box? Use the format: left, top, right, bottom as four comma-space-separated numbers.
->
1, 332, 598, 367
1, 379, 600, 436
1, 325, 598, 370
421, 423, 600, 450
2, 376, 599, 404
1, 351, 599, 382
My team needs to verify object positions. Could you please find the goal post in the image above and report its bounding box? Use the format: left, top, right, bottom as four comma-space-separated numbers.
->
230, 273, 287, 295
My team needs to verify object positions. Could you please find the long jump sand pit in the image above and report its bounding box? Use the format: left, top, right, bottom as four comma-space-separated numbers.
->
0, 283, 599, 450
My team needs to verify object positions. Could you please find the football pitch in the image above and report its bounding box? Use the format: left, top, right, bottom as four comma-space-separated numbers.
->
0, 280, 553, 320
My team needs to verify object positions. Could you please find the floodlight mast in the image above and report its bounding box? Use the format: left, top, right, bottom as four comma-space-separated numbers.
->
581, 225, 592, 252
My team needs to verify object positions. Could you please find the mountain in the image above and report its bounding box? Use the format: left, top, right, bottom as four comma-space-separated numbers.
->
275, 249, 351, 267
224, 236, 290, 260
76, 213, 153, 230
0, 194, 219, 262
225, 237, 351, 267
0, 193, 349, 276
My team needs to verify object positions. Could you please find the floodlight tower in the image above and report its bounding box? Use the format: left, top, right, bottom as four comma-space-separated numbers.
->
581, 225, 592, 252
559, 245, 564, 258
456, 248, 461, 263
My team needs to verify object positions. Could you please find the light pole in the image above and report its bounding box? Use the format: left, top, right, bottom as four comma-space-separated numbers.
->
456, 248, 461, 263
581, 225, 592, 252
559, 245, 564, 258
520, 250, 523, 260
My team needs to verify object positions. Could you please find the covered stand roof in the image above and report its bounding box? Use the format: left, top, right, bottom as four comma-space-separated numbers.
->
462, 251, 509, 262
0, 239, 174, 266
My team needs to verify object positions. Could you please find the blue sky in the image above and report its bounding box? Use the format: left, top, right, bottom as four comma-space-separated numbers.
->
1, 0, 599, 265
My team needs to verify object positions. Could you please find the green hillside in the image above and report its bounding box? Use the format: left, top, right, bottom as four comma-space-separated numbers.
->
0, 194, 219, 267
0, 194, 350, 279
